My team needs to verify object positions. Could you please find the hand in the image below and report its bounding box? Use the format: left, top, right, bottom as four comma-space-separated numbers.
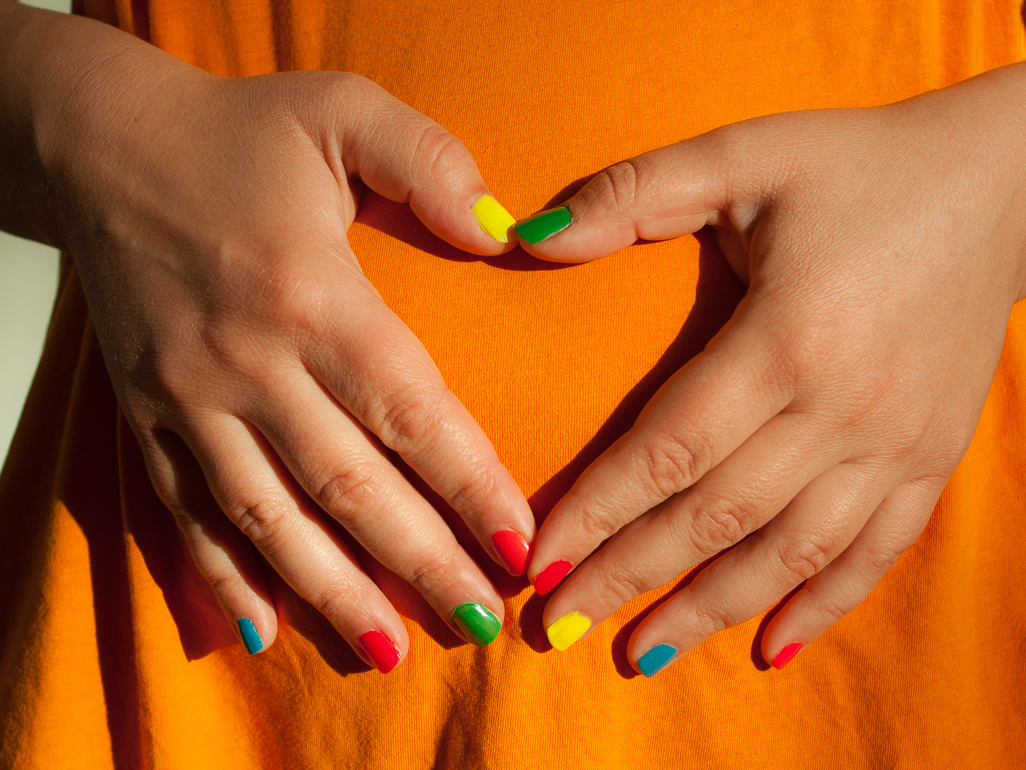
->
17, 11, 534, 669
516, 63, 1026, 674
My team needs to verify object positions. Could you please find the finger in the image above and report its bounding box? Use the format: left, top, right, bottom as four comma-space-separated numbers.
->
539, 413, 836, 651
624, 462, 889, 676
511, 125, 767, 262
529, 304, 793, 595
141, 429, 278, 656
182, 414, 416, 671
304, 277, 535, 577
246, 372, 507, 646
315, 72, 518, 252
758, 477, 943, 671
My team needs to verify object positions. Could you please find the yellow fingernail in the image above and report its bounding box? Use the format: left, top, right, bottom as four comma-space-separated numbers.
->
472, 194, 516, 243
546, 611, 591, 651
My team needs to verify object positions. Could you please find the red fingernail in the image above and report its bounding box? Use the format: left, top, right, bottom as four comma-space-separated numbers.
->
359, 631, 401, 673
772, 642, 803, 670
491, 530, 531, 575
533, 559, 572, 595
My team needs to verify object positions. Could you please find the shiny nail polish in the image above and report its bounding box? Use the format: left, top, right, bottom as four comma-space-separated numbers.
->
237, 618, 263, 655
513, 206, 572, 244
472, 194, 516, 242
636, 644, 677, 678
359, 630, 401, 673
533, 559, 572, 595
546, 611, 591, 651
451, 603, 502, 646
772, 642, 803, 670
491, 530, 530, 575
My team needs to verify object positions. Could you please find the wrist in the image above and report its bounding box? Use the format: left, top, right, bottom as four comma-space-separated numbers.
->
0, 4, 202, 252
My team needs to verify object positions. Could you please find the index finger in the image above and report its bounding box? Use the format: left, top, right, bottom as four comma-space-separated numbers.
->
528, 305, 793, 593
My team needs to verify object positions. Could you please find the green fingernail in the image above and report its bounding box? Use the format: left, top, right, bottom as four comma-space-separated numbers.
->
451, 603, 501, 646
237, 618, 263, 655
513, 206, 572, 244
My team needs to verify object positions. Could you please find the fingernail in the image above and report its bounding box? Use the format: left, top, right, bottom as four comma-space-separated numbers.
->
513, 206, 572, 244
491, 530, 531, 575
451, 603, 502, 646
359, 630, 401, 673
472, 194, 516, 243
772, 641, 803, 670
546, 611, 591, 651
237, 618, 263, 655
636, 644, 677, 678
533, 559, 572, 595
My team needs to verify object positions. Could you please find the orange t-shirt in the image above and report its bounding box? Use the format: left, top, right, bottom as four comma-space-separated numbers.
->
1, 1, 1025, 767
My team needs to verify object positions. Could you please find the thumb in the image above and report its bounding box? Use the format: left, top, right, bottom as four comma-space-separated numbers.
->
323, 73, 516, 255
512, 123, 774, 263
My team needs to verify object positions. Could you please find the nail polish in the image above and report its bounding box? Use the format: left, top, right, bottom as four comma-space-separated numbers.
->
636, 644, 677, 678
359, 630, 401, 673
472, 194, 516, 243
513, 206, 572, 244
237, 618, 263, 655
533, 559, 572, 595
546, 611, 591, 651
491, 530, 530, 576
772, 642, 803, 670
451, 603, 502, 646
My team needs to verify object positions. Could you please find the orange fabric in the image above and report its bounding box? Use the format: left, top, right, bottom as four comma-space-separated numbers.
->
3, 1, 1026, 767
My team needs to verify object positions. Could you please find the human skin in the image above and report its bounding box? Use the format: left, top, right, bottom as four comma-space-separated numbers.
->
0, 1, 536, 668
521, 62, 1026, 674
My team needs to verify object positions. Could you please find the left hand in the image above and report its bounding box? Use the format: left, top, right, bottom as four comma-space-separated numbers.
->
516, 63, 1026, 675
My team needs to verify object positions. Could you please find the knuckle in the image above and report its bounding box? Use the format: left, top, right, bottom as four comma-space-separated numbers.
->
372, 382, 446, 455
694, 598, 736, 637
814, 596, 848, 624
594, 159, 642, 211
311, 583, 353, 621
406, 550, 461, 597
317, 464, 386, 526
572, 499, 626, 544
446, 465, 497, 516
774, 535, 834, 583
595, 561, 656, 605
415, 125, 471, 188
640, 431, 705, 499
229, 497, 293, 550
687, 495, 756, 556
858, 542, 901, 578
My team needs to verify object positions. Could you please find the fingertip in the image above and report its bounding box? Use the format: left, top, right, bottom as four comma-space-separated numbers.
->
491, 529, 531, 576
531, 558, 572, 595
450, 602, 503, 646
770, 641, 804, 670
472, 193, 517, 245
513, 205, 573, 246
358, 629, 404, 673
634, 643, 679, 678
236, 617, 266, 655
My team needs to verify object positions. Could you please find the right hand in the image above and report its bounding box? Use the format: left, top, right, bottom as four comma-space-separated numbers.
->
28, 13, 533, 671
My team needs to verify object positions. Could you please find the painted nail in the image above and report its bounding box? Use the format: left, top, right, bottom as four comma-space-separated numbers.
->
546, 611, 591, 651
637, 644, 677, 678
772, 641, 803, 670
237, 618, 263, 655
533, 559, 572, 595
513, 206, 572, 244
451, 603, 502, 646
359, 630, 401, 673
472, 194, 516, 243
491, 530, 531, 576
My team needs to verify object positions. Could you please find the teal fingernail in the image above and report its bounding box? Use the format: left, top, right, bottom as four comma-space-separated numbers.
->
637, 644, 676, 677
513, 206, 572, 244
237, 618, 263, 655
451, 603, 501, 646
